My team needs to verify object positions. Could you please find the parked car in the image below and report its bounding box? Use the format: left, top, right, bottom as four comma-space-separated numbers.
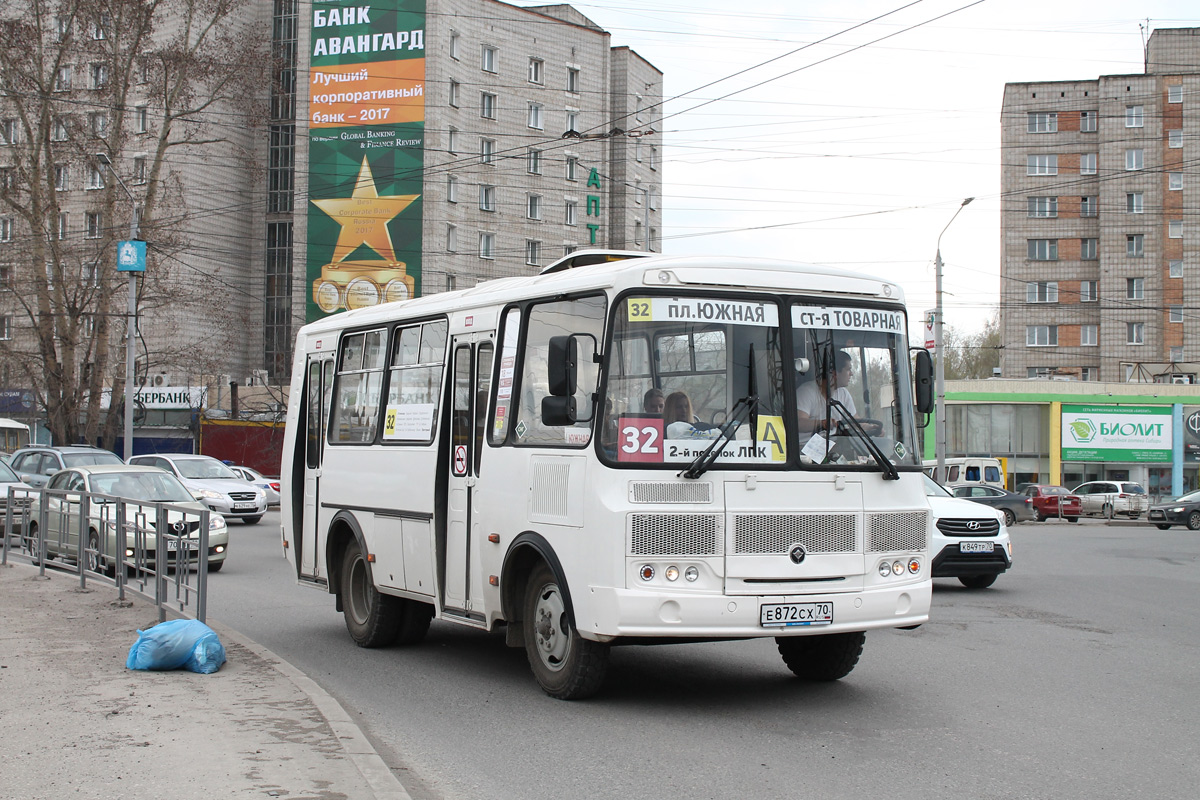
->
1021, 484, 1082, 522
0, 458, 35, 538
1071, 481, 1149, 519
948, 484, 1034, 527
127, 454, 267, 524
1148, 490, 1200, 530
228, 465, 280, 506
924, 457, 1005, 488
10, 445, 124, 488
25, 464, 229, 574
924, 475, 1012, 589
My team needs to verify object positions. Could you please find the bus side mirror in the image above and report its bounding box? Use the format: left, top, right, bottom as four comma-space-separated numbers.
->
914, 349, 933, 414
546, 335, 577, 397
541, 395, 577, 426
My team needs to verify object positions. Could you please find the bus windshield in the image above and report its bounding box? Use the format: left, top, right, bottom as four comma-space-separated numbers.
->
598, 294, 921, 471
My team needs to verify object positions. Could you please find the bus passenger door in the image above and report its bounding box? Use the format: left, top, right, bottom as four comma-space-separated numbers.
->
443, 336, 493, 616
301, 356, 333, 579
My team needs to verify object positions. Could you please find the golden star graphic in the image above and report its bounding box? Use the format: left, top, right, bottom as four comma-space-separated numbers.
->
312, 158, 418, 263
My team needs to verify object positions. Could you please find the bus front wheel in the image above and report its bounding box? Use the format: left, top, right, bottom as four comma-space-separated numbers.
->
522, 562, 609, 699
776, 631, 866, 681
340, 538, 403, 647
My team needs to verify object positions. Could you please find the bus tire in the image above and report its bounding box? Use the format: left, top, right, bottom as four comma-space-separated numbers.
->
776, 631, 865, 681
522, 561, 609, 699
340, 538, 403, 648
396, 601, 434, 645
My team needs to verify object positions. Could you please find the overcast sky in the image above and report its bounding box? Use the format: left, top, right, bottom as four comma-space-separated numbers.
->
513, 0, 1200, 337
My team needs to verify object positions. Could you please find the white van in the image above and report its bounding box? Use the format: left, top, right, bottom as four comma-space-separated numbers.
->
924, 457, 1004, 488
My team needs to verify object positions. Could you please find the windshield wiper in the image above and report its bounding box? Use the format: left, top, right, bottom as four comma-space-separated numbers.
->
679, 395, 759, 480
827, 398, 899, 481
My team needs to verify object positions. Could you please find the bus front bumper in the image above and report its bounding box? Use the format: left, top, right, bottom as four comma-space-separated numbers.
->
583, 579, 931, 641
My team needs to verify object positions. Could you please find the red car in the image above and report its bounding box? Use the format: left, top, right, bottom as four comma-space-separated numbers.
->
1021, 484, 1082, 522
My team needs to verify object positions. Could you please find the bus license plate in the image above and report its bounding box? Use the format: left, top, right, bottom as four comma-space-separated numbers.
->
760, 602, 833, 627
960, 541, 994, 553
233, 503, 256, 511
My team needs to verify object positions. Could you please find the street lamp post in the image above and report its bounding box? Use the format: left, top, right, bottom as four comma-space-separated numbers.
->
934, 197, 973, 481
96, 153, 141, 461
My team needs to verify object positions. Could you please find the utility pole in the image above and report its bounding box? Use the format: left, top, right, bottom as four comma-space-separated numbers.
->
934, 197, 973, 481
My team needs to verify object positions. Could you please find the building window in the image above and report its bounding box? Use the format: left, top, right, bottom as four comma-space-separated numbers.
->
54, 16, 71, 42
1169, 85, 1183, 103
1, 119, 17, 145
0, 217, 13, 242
1080, 110, 1097, 132
1080, 196, 1098, 217
1026, 281, 1059, 303
564, 110, 579, 135
57, 212, 68, 240
1027, 326, 1058, 346
480, 92, 496, 119
1125, 149, 1143, 170
446, 224, 457, 252
1080, 153, 1097, 174
481, 45, 496, 73
449, 30, 459, 60
1081, 280, 1098, 302
1171, 346, 1184, 361
527, 193, 542, 220
1126, 192, 1143, 213
528, 103, 543, 130
447, 175, 458, 203
54, 67, 71, 92
1170, 172, 1183, 191
1127, 322, 1145, 345
1127, 234, 1144, 257
89, 113, 107, 138
0, 265, 10, 287
1081, 367, 1099, 381
449, 80, 459, 107
565, 200, 577, 226
85, 212, 102, 239
90, 15, 109, 39
1028, 367, 1053, 379
447, 126, 458, 154
479, 232, 495, 259
635, 138, 643, 162
1028, 197, 1057, 217
89, 63, 107, 90
447, 274, 457, 291
1027, 154, 1057, 175
527, 148, 542, 174
0, 168, 11, 191
649, 145, 658, 171
1027, 112, 1057, 133
0, 315, 10, 341
1169, 220, 1183, 239
480, 138, 495, 164
526, 239, 540, 266
1081, 238, 1098, 260
528, 58, 544, 84
135, 106, 148, 133
132, 157, 145, 184
52, 118, 68, 141
54, 164, 69, 191
1126, 105, 1144, 127
1169, 130, 1183, 148
566, 156, 578, 181
1027, 239, 1057, 261
1170, 260, 1183, 278
87, 164, 104, 189
635, 95, 644, 123
649, 187, 658, 210
567, 68, 579, 93
479, 185, 496, 212
1081, 325, 1098, 346
1126, 277, 1144, 300
1170, 306, 1184, 323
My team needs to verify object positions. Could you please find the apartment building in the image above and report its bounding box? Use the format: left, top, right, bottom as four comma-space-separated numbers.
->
1000, 27, 1200, 383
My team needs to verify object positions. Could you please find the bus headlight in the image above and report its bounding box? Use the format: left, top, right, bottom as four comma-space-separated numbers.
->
879, 561, 892, 578
684, 566, 699, 582
908, 558, 921, 574
892, 560, 904, 576
639, 565, 655, 581
665, 566, 679, 582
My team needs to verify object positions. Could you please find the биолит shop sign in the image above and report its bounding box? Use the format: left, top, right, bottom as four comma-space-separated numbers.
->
1061, 404, 1172, 462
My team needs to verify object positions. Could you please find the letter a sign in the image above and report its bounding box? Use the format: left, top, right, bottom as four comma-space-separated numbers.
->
117, 240, 146, 273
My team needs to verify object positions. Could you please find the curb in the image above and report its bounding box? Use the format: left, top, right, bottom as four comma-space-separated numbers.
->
208, 619, 413, 800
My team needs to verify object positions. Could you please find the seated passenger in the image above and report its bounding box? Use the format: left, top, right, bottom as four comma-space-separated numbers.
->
643, 388, 665, 414
663, 391, 721, 439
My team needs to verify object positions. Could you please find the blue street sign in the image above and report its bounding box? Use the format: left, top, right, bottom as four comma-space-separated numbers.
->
117, 240, 146, 272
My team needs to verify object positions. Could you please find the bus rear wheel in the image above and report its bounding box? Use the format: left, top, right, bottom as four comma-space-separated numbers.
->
776, 631, 865, 681
340, 538, 403, 647
522, 562, 609, 699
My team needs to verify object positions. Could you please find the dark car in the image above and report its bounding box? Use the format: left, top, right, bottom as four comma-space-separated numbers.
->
1148, 490, 1200, 530
949, 484, 1035, 527
1021, 484, 1082, 522
9, 445, 124, 488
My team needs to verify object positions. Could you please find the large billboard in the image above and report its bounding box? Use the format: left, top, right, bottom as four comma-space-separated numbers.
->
307, 1, 426, 321
1061, 404, 1172, 462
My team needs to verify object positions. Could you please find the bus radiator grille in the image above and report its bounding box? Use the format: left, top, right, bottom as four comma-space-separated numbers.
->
867, 512, 927, 552
628, 481, 713, 504
732, 514, 856, 554
629, 513, 723, 556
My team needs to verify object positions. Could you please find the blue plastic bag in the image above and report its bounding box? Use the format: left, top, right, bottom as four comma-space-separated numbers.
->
126, 619, 227, 674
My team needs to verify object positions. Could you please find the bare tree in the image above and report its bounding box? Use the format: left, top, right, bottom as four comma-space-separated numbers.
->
942, 313, 1001, 380
0, 0, 266, 447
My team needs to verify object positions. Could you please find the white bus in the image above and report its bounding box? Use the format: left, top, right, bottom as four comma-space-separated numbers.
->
280, 252, 935, 698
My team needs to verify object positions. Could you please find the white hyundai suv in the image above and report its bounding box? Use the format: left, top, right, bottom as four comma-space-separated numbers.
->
924, 475, 1013, 589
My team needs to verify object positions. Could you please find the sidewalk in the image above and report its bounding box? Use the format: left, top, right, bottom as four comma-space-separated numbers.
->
0, 561, 411, 800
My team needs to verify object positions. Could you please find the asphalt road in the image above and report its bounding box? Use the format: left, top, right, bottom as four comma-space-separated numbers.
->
207, 512, 1200, 800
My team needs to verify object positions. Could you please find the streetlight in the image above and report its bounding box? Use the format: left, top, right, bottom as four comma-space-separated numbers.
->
96, 152, 141, 461
934, 196, 973, 481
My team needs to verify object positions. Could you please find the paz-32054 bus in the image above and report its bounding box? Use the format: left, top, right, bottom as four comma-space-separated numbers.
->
280, 252, 935, 699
